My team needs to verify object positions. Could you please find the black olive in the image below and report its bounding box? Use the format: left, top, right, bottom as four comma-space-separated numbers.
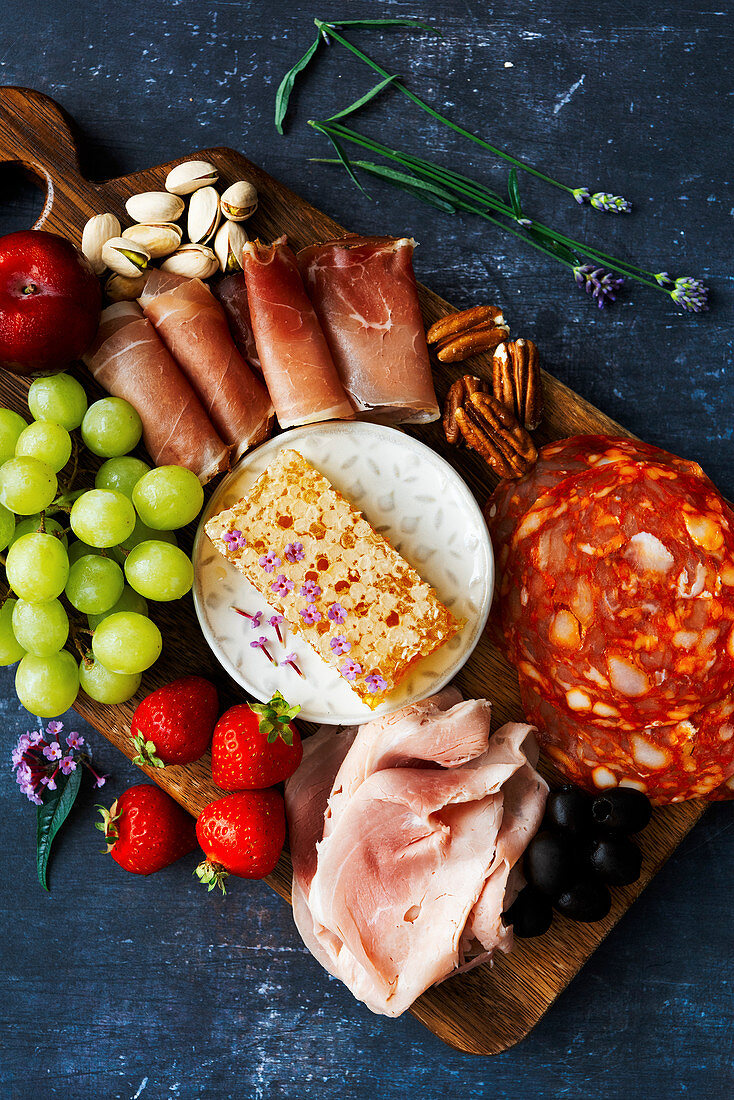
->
524, 831, 581, 898
589, 836, 642, 886
591, 788, 652, 834
555, 877, 612, 922
503, 885, 553, 938
545, 784, 593, 835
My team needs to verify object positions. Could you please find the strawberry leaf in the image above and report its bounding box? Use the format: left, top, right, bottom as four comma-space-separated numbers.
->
132, 733, 165, 769
36, 767, 82, 891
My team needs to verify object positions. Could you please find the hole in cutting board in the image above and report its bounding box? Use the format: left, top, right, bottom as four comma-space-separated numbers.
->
0, 163, 48, 234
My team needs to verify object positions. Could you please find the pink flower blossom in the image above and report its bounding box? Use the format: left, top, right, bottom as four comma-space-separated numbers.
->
65, 732, 84, 749
329, 635, 351, 656
28, 730, 44, 746
249, 611, 263, 630
269, 614, 285, 643
45, 775, 57, 792
43, 741, 62, 762
259, 551, 282, 574
285, 541, 304, 563
271, 574, 294, 597
94, 775, 106, 789
283, 652, 304, 678
250, 635, 277, 665
60, 756, 77, 775
328, 602, 347, 624
223, 529, 246, 551
365, 671, 388, 694
300, 580, 322, 604
299, 606, 321, 626
46, 721, 63, 736
340, 658, 362, 681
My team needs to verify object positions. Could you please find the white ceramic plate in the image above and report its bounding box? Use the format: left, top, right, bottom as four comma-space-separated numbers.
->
192, 422, 493, 724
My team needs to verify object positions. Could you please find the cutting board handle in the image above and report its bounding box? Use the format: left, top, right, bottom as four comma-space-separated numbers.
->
0, 86, 89, 231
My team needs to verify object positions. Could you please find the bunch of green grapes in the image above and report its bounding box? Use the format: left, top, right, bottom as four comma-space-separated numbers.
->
0, 375, 204, 717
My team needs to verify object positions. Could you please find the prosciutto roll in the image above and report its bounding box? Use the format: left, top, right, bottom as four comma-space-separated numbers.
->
242, 236, 354, 428
138, 270, 274, 461
214, 273, 263, 375
298, 236, 439, 424
82, 302, 230, 482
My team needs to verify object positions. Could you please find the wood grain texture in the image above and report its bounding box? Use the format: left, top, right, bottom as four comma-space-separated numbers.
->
0, 85, 713, 1057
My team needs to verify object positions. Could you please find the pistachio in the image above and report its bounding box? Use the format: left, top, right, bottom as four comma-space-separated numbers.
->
101, 236, 151, 278
81, 212, 121, 275
213, 220, 249, 275
122, 222, 183, 258
105, 272, 147, 302
187, 186, 221, 244
160, 243, 219, 279
220, 180, 258, 222
125, 191, 185, 224
165, 159, 219, 196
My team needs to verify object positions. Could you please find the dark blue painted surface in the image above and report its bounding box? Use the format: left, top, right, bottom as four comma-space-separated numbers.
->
0, 1, 732, 1097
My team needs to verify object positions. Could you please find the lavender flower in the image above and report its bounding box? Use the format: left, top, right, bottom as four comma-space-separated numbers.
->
284, 541, 305, 563
269, 615, 285, 643
11, 723, 107, 805
654, 272, 674, 287
223, 529, 246, 551
573, 264, 625, 308
669, 276, 709, 313
299, 605, 322, 626
250, 636, 277, 665
300, 580, 322, 604
340, 658, 363, 681
328, 602, 347, 624
259, 551, 282, 574
283, 652, 304, 678
572, 187, 591, 205
589, 192, 632, 214
329, 634, 351, 656
365, 671, 388, 694
271, 574, 294, 597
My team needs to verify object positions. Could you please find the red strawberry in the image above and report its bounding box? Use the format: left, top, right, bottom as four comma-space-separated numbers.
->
97, 784, 197, 875
195, 790, 285, 891
211, 692, 303, 790
131, 676, 218, 767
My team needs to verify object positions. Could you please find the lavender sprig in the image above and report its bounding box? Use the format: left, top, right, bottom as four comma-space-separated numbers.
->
573, 188, 632, 214
574, 265, 625, 309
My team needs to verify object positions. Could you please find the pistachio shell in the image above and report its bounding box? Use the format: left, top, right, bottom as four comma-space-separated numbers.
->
122, 222, 183, 258
220, 180, 258, 222
160, 244, 219, 279
105, 272, 147, 302
165, 159, 219, 196
125, 191, 185, 223
187, 186, 221, 244
213, 220, 249, 275
81, 213, 121, 275
101, 237, 151, 278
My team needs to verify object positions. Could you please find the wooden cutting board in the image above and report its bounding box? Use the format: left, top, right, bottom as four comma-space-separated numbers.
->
0, 86, 709, 1055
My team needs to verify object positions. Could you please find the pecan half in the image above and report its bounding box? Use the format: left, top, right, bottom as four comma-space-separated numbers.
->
442, 374, 489, 444
455, 392, 537, 479
492, 338, 543, 430
427, 304, 505, 346
426, 304, 509, 363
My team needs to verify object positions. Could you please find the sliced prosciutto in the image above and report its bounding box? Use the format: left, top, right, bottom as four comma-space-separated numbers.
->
242, 236, 354, 428
298, 236, 439, 424
82, 302, 230, 482
138, 270, 273, 461
284, 689, 547, 1017
214, 273, 263, 375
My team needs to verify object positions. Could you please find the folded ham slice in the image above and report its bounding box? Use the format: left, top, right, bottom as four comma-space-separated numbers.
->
82, 302, 230, 482
298, 236, 439, 424
242, 236, 355, 428
214, 273, 263, 375
285, 689, 547, 1017
138, 270, 274, 461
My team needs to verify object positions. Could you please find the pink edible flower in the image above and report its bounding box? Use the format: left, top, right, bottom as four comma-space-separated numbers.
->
365, 671, 388, 694
223, 529, 246, 551
328, 602, 347, 624
65, 732, 84, 749
43, 741, 62, 762
60, 756, 77, 776
299, 606, 322, 626
330, 635, 351, 656
271, 574, 294, 597
259, 551, 282, 574
46, 721, 63, 736
45, 775, 57, 792
340, 658, 363, 681
283, 652, 304, 678
269, 615, 285, 643
27, 730, 45, 746
94, 774, 106, 789
300, 580, 322, 604
285, 541, 304, 563
249, 611, 263, 630
250, 635, 277, 665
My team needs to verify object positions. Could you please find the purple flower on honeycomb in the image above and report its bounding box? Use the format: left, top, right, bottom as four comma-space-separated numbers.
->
330, 635, 351, 656
285, 541, 305, 563
299, 605, 322, 626
259, 551, 282, 574
223, 529, 246, 551
328, 602, 347, 624
271, 574, 294, 597
340, 658, 363, 681
365, 671, 388, 694
300, 580, 322, 604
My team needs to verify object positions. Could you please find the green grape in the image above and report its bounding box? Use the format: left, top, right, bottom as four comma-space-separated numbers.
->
28, 373, 88, 430
0, 599, 27, 665
15, 650, 79, 717
95, 456, 150, 499
11, 598, 69, 656
0, 457, 57, 515
132, 465, 204, 530
81, 397, 142, 458
65, 554, 124, 614
110, 518, 177, 566
70, 489, 136, 547
67, 539, 106, 565
88, 585, 148, 629
124, 540, 194, 602
6, 532, 69, 601
0, 503, 15, 551
79, 657, 141, 704
0, 408, 28, 464
15, 421, 72, 473
92, 611, 162, 675
11, 513, 67, 549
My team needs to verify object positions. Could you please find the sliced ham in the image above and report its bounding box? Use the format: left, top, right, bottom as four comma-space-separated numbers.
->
138, 270, 273, 461
298, 236, 439, 424
213, 273, 263, 375
242, 236, 355, 428
82, 302, 230, 482
285, 690, 547, 1017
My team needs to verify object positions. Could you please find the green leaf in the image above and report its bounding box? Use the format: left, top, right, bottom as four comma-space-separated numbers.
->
309, 122, 370, 196
315, 158, 457, 213
526, 226, 579, 265
316, 18, 440, 35
326, 75, 399, 122
36, 766, 82, 891
507, 168, 523, 219
274, 33, 322, 135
